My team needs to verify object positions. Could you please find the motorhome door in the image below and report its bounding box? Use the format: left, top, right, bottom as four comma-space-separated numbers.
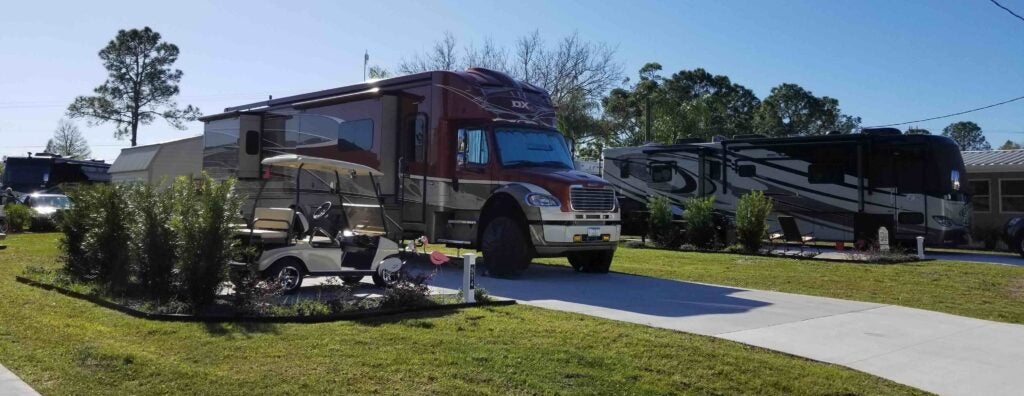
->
399, 112, 429, 223
891, 146, 928, 240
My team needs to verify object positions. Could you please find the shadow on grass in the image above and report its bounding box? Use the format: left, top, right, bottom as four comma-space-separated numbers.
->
352, 306, 465, 328
202, 321, 281, 337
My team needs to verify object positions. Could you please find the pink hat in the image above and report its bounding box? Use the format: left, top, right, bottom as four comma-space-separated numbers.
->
429, 251, 449, 265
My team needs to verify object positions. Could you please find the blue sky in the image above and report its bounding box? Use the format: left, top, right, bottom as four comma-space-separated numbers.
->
1, 0, 1022, 160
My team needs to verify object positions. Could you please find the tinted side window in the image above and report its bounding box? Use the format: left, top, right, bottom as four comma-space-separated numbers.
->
245, 130, 260, 155
339, 119, 374, 151
707, 160, 722, 180
650, 163, 672, 183
738, 164, 756, 177
808, 163, 844, 184
458, 129, 489, 165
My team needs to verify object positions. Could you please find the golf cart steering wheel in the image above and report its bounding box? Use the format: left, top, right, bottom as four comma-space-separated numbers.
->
312, 201, 333, 220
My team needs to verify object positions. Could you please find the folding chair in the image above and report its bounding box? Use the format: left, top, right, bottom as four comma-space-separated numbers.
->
768, 215, 819, 254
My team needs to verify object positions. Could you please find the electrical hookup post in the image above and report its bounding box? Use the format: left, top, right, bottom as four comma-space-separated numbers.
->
462, 253, 476, 303
878, 227, 890, 252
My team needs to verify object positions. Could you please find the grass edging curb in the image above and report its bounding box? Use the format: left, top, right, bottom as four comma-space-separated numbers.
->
618, 244, 934, 264
15, 275, 515, 323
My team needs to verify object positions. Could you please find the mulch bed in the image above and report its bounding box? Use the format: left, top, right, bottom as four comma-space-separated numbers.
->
15, 275, 514, 323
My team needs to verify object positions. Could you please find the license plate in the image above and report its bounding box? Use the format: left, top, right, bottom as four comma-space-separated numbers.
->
587, 227, 600, 237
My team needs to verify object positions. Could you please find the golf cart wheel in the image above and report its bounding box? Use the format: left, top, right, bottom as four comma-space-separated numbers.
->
267, 258, 305, 293
567, 250, 614, 273
480, 216, 532, 277
342, 276, 363, 286
372, 256, 405, 288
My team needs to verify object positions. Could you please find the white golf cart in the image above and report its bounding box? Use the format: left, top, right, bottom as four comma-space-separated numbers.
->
232, 154, 404, 293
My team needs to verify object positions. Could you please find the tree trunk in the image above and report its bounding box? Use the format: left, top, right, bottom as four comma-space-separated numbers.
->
131, 111, 139, 147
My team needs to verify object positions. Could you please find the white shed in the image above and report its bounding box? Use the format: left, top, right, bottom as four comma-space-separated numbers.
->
109, 136, 203, 184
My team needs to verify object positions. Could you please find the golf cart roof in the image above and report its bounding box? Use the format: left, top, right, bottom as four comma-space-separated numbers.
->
261, 155, 383, 176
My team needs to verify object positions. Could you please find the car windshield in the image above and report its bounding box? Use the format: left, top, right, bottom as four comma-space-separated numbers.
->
29, 195, 70, 209
494, 128, 574, 169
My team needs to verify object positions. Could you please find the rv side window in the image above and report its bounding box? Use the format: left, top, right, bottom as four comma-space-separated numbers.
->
339, 119, 374, 151
737, 164, 756, 177
808, 163, 844, 184
457, 129, 489, 166
898, 212, 924, 225
707, 160, 722, 180
244, 130, 260, 155
619, 160, 629, 178
650, 163, 672, 183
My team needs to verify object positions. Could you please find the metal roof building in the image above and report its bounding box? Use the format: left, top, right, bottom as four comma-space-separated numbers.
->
961, 150, 1024, 172
960, 149, 1024, 231
109, 136, 203, 184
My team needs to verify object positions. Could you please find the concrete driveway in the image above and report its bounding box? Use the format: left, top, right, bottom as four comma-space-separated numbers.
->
927, 250, 1024, 266
408, 261, 1024, 396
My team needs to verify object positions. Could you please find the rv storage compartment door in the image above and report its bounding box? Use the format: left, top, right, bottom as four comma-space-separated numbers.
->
238, 115, 262, 179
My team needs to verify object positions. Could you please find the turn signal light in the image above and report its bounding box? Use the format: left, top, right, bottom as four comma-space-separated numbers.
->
573, 235, 583, 242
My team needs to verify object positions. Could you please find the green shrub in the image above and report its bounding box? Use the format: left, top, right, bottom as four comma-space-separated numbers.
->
735, 191, 773, 252
172, 174, 242, 308
647, 195, 682, 249
284, 300, 333, 317
59, 173, 242, 309
683, 195, 716, 249
4, 203, 32, 233
380, 273, 434, 309
93, 184, 132, 293
129, 183, 177, 300
60, 186, 103, 279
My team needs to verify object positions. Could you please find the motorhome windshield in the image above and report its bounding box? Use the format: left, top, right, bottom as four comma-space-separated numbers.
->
3, 160, 48, 185
494, 128, 574, 169
932, 141, 970, 197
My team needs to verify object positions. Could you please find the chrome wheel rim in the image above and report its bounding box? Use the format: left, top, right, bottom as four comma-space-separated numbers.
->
279, 267, 301, 290
379, 268, 401, 285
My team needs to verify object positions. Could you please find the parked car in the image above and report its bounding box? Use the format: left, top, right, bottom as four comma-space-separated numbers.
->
23, 193, 71, 230
1003, 217, 1024, 257
0, 187, 13, 234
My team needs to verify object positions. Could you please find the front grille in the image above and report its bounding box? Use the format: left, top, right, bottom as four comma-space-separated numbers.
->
570, 188, 616, 211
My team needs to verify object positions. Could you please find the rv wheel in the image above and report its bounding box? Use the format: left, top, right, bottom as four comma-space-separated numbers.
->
567, 250, 614, 273
268, 259, 305, 293
480, 216, 532, 277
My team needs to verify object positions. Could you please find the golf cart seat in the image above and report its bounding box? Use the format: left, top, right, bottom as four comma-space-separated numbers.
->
236, 207, 294, 244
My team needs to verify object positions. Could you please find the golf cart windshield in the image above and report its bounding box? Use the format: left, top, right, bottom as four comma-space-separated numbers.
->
341, 201, 387, 235
261, 154, 388, 235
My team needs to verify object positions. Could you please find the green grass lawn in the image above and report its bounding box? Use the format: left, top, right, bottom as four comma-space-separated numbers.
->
0, 233, 924, 395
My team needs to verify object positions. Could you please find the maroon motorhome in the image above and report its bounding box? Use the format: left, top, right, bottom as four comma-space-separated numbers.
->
201, 68, 620, 276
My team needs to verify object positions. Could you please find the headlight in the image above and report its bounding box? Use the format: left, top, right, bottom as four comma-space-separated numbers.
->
526, 193, 560, 207
34, 207, 57, 216
932, 215, 954, 227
